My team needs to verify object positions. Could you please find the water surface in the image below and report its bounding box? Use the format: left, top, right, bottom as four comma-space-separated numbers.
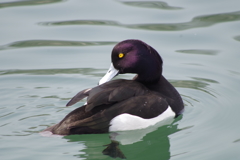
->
0, 0, 240, 160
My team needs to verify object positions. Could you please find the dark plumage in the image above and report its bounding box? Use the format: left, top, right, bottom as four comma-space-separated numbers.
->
43, 39, 184, 135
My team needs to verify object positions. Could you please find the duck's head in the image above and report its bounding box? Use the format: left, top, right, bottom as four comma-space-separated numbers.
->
99, 39, 163, 85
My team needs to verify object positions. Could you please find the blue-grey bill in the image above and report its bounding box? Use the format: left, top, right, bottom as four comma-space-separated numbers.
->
99, 63, 119, 85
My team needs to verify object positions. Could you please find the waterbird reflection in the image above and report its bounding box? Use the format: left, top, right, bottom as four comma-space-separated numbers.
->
63, 119, 182, 159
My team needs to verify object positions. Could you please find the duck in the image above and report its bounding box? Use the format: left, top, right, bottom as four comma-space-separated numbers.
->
43, 39, 184, 135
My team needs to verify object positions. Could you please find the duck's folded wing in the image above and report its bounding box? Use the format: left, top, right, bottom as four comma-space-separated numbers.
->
85, 80, 148, 112
66, 88, 91, 106
65, 79, 149, 111
67, 93, 169, 132
65, 80, 125, 107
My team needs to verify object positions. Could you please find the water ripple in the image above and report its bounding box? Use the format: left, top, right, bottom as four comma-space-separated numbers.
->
0, 68, 104, 76
0, 0, 64, 9
39, 10, 240, 31
176, 49, 219, 56
0, 112, 14, 119
0, 40, 117, 51
120, 1, 182, 10
19, 114, 50, 121
233, 35, 240, 42
171, 78, 218, 90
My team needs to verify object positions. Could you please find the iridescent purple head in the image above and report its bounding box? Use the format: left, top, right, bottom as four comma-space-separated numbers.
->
99, 39, 163, 85
111, 39, 163, 83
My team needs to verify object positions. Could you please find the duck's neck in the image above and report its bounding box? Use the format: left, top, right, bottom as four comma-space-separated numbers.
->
133, 72, 160, 84
140, 75, 184, 116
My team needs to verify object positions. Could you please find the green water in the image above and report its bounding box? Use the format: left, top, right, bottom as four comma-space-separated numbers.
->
1, 0, 240, 159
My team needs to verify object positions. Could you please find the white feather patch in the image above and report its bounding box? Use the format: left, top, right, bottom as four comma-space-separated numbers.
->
109, 106, 175, 132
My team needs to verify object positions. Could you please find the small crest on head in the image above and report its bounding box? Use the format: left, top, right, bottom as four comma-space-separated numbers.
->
118, 53, 124, 58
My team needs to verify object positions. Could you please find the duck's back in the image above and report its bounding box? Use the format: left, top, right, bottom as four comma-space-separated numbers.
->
44, 79, 175, 135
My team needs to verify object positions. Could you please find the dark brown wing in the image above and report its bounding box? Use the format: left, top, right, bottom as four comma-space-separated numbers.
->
65, 79, 149, 111
66, 92, 169, 132
85, 79, 148, 112
66, 88, 91, 106
45, 79, 169, 135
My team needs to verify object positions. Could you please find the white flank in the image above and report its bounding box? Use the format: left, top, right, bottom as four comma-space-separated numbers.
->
109, 106, 175, 132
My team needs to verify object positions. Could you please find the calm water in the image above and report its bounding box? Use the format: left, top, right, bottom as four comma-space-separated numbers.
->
1, 0, 240, 159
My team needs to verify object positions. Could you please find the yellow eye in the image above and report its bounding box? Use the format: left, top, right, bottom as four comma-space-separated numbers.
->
118, 53, 124, 58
